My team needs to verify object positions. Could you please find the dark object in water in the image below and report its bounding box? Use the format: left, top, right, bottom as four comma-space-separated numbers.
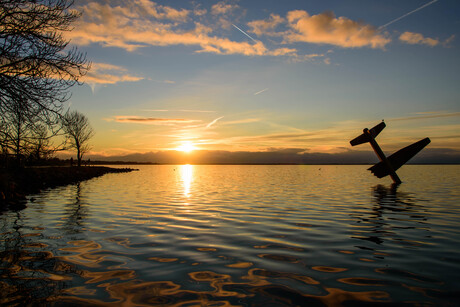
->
350, 121, 430, 184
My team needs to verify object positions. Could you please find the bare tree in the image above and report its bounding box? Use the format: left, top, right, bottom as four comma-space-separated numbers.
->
0, 99, 57, 167
0, 0, 90, 112
0, 0, 90, 166
61, 110, 94, 167
28, 124, 54, 162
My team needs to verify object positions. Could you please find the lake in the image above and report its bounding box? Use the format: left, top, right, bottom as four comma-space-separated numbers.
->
1, 165, 459, 305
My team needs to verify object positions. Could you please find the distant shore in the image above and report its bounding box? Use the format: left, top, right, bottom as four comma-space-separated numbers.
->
0, 166, 136, 211
89, 161, 459, 165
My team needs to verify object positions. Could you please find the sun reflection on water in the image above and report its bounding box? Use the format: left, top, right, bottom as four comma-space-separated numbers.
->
180, 164, 193, 197
1, 165, 459, 306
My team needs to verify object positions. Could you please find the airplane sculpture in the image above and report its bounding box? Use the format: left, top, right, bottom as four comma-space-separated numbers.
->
350, 121, 430, 184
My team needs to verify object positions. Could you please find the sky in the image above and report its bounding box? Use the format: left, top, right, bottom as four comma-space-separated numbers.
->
63, 0, 460, 163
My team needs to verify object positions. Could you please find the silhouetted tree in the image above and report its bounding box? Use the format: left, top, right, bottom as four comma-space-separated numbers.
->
61, 110, 94, 167
0, 0, 90, 166
0, 94, 58, 167
28, 124, 54, 162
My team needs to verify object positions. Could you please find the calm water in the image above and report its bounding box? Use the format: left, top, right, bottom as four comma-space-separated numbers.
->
1, 165, 460, 306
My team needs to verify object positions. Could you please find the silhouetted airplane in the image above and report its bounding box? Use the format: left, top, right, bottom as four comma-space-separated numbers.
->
350, 121, 430, 184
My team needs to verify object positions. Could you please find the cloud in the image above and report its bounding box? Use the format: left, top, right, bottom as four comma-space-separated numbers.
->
124, 0, 190, 21
83, 62, 143, 85
206, 116, 224, 128
221, 118, 261, 125
248, 14, 285, 36
247, 10, 391, 50
399, 32, 439, 46
142, 109, 216, 113
285, 10, 390, 48
290, 53, 329, 63
443, 35, 455, 46
67, 1, 294, 57
389, 111, 460, 121
179, 109, 216, 113
149, 79, 176, 84
110, 116, 201, 125
211, 2, 239, 15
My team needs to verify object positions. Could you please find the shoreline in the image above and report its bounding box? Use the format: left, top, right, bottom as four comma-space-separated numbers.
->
0, 166, 137, 211
90, 161, 459, 165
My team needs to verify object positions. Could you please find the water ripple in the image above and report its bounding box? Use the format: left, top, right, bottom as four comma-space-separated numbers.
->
1, 165, 459, 305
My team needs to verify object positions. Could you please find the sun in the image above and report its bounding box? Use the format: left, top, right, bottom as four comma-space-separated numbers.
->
176, 142, 196, 153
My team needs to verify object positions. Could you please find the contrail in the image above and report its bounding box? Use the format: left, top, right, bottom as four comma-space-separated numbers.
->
206, 116, 224, 128
254, 88, 269, 95
379, 0, 438, 30
232, 24, 258, 43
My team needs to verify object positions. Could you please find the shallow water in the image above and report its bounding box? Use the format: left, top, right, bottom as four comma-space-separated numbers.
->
1, 165, 459, 306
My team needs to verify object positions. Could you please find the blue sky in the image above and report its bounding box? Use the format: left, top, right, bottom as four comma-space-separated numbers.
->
65, 0, 459, 160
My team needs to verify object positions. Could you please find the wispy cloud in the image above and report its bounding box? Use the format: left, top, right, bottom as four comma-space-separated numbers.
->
206, 116, 224, 128
248, 14, 284, 36
143, 109, 216, 113
254, 88, 269, 95
149, 79, 176, 84
83, 62, 143, 86
100, 112, 460, 155
389, 111, 460, 121
68, 1, 295, 57
67, 0, 449, 65
221, 118, 261, 125
399, 32, 439, 46
179, 109, 217, 113
110, 116, 201, 125
443, 35, 456, 46
211, 2, 239, 15
399, 32, 454, 47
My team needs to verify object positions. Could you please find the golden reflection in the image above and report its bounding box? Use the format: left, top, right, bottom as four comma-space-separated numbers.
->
311, 266, 348, 273
180, 164, 193, 197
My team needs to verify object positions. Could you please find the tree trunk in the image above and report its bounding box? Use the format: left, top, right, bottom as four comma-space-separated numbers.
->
77, 147, 81, 167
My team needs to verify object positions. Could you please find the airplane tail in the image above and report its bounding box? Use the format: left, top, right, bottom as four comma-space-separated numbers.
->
368, 137, 431, 178
350, 121, 386, 146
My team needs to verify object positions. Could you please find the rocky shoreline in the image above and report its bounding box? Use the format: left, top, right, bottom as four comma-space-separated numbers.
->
0, 166, 136, 211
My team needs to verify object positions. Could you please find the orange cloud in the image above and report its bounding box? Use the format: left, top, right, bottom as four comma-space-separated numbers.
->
390, 111, 460, 121
248, 14, 284, 36
399, 32, 439, 46
111, 116, 201, 125
67, 1, 295, 57
248, 10, 390, 49
83, 63, 143, 85
285, 10, 390, 48
126, 0, 189, 21
211, 2, 239, 15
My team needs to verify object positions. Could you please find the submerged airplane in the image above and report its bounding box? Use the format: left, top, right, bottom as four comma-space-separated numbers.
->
350, 121, 430, 184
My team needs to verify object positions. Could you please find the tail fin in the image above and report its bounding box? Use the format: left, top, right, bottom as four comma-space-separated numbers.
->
350, 121, 386, 146
368, 138, 431, 178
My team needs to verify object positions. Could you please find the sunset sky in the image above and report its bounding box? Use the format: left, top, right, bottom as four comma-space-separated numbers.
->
64, 0, 459, 162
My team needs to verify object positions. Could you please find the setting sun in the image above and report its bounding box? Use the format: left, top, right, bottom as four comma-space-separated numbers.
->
176, 142, 196, 153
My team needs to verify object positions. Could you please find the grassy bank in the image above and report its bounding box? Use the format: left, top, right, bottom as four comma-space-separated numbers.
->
0, 166, 136, 210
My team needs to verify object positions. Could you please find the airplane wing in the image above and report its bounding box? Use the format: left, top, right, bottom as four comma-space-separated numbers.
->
350, 121, 386, 146
368, 137, 431, 178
